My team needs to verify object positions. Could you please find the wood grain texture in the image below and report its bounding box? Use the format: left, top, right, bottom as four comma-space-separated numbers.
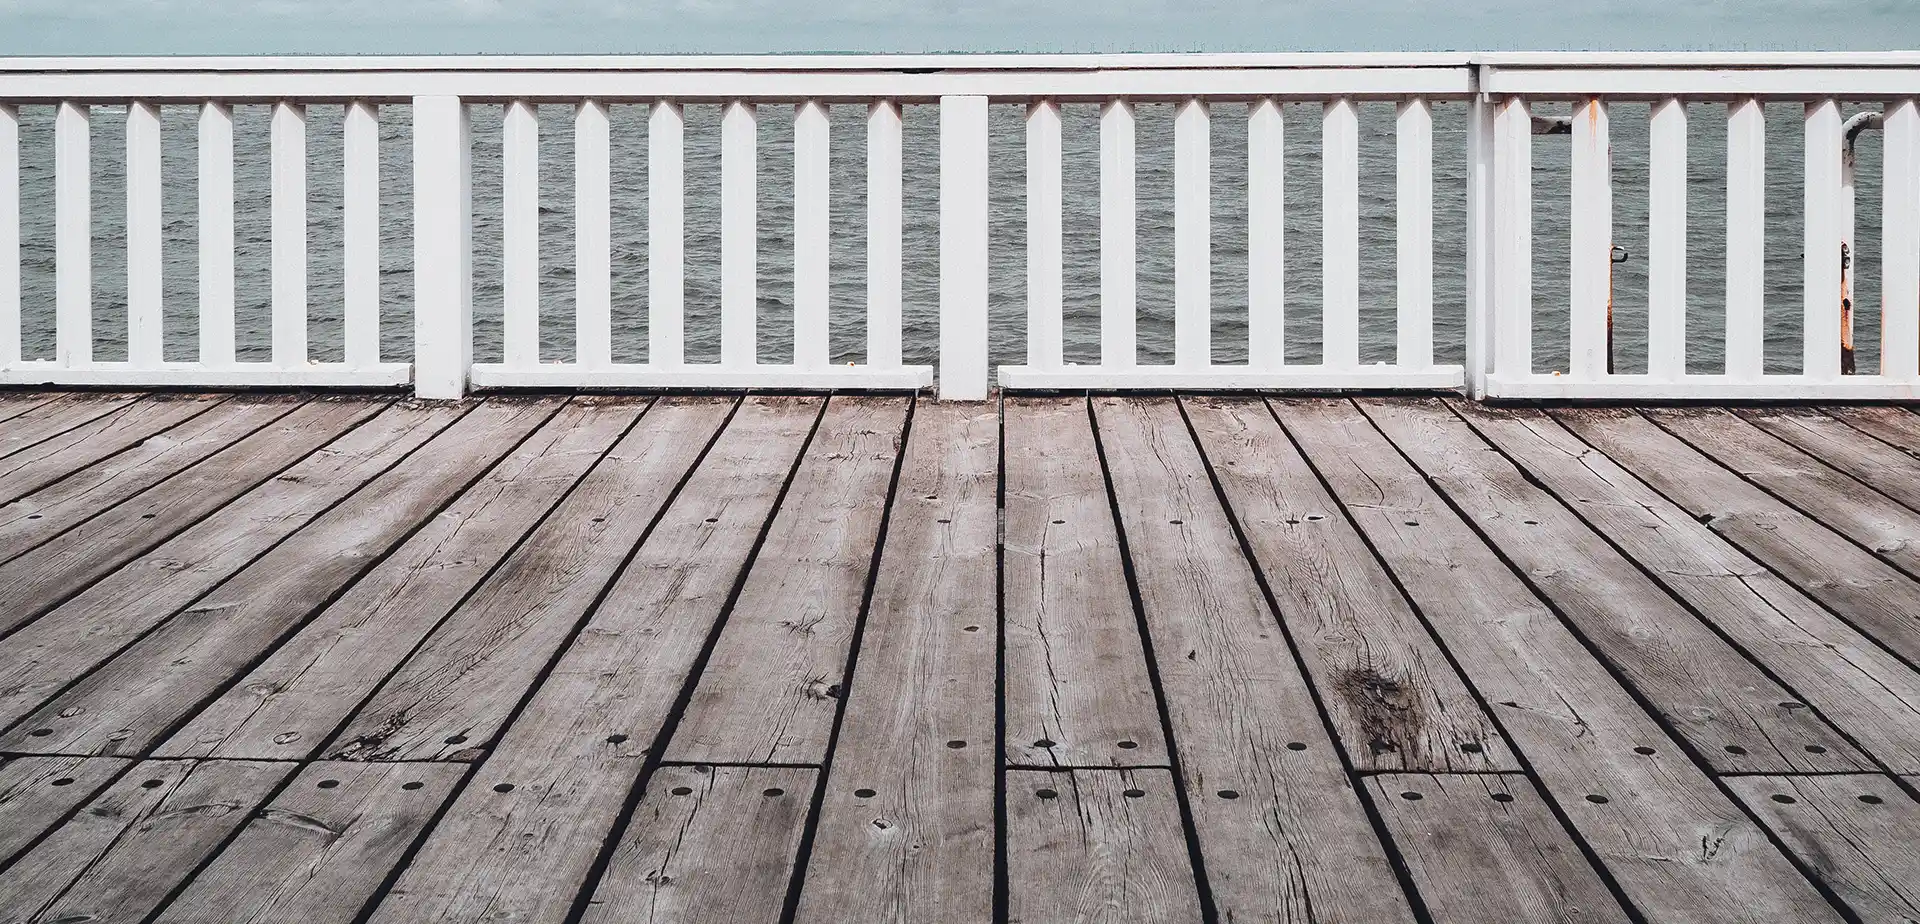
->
793, 401, 996, 924
158, 399, 636, 760
1741, 408, 1920, 514
1726, 774, 1920, 924
0, 401, 452, 735
0, 397, 383, 636
1278, 397, 1847, 924
1648, 407, 1920, 581
0, 393, 136, 461
664, 396, 909, 765
1822, 406, 1920, 457
1002, 398, 1168, 768
1092, 396, 1418, 924
327, 396, 731, 762
1457, 401, 1920, 773
1558, 407, 1920, 667
1185, 396, 1512, 772
0, 396, 300, 560
0, 759, 290, 924
1363, 399, 1865, 773
0, 756, 130, 862
0, 394, 217, 506
0, 395, 55, 427
360, 397, 819, 924
1005, 768, 1202, 924
1369, 773, 1632, 924
579, 766, 814, 924
151, 761, 466, 924
0, 399, 557, 756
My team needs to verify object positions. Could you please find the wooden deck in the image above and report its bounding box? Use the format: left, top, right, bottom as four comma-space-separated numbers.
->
1, 390, 1919, 924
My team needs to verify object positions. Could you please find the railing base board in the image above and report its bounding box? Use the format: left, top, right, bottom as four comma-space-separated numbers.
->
1487, 374, 1920, 401
470, 363, 935, 390
0, 362, 413, 388
998, 365, 1465, 391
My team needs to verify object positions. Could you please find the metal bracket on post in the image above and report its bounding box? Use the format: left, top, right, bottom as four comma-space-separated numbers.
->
413, 95, 472, 400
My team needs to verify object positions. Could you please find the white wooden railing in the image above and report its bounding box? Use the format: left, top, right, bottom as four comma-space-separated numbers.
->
0, 54, 1916, 400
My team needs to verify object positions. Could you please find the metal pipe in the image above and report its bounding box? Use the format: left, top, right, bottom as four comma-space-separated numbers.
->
1841, 111, 1882, 376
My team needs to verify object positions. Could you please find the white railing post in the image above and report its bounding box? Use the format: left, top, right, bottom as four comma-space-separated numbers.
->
1248, 98, 1284, 371
344, 101, 381, 370
126, 101, 163, 370
576, 99, 612, 370
649, 100, 686, 369
271, 101, 307, 368
1491, 95, 1533, 383
939, 95, 989, 400
1885, 99, 1920, 383
413, 95, 472, 399
1804, 99, 1843, 382
502, 100, 539, 370
1322, 97, 1360, 371
720, 100, 757, 371
0, 104, 14, 369
866, 100, 904, 371
198, 102, 235, 369
1395, 97, 1434, 372
793, 100, 831, 371
1569, 97, 1611, 381
1100, 99, 1137, 371
1648, 97, 1688, 381
55, 101, 90, 368
1463, 81, 1494, 398
1726, 98, 1766, 382
1174, 98, 1211, 371
1026, 100, 1063, 372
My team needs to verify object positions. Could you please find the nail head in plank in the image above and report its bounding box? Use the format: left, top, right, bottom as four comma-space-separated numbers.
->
578, 766, 814, 924
0, 755, 131, 862
793, 401, 996, 924
1002, 398, 1167, 768
1368, 773, 1633, 924
1186, 396, 1512, 772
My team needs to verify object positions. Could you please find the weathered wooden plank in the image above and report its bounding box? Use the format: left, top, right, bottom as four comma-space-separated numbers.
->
0, 401, 449, 732
159, 399, 636, 760
1648, 407, 1920, 580
663, 396, 909, 765
578, 766, 814, 924
0, 759, 290, 924
1368, 773, 1632, 924
0, 395, 55, 427
1726, 774, 1920, 924
1004, 768, 1202, 924
0, 393, 137, 461
0, 400, 558, 756
361, 397, 818, 924
1001, 397, 1167, 768
1185, 396, 1512, 772
0, 397, 383, 635
1363, 399, 1866, 773
1278, 397, 1848, 924
793, 402, 996, 924
1822, 406, 1920, 456
1457, 401, 1920, 773
0, 396, 301, 560
327, 396, 733, 761
1741, 408, 1920, 514
0, 395, 218, 506
0, 756, 131, 862
151, 761, 466, 924
1558, 408, 1920, 667
1091, 396, 1418, 924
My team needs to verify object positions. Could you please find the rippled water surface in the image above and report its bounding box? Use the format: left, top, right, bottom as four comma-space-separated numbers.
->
10, 99, 1894, 377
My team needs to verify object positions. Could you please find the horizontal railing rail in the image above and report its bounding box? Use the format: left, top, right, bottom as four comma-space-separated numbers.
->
0, 54, 1915, 400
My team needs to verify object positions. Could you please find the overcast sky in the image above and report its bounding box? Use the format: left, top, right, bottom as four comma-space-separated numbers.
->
3, 0, 1915, 55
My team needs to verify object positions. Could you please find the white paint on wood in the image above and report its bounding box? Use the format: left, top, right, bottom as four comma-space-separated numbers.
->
1101, 98, 1136, 371
470, 363, 931, 390
793, 100, 830, 370
1464, 93, 1495, 397
1648, 97, 1688, 380
1882, 99, 1919, 382
1569, 97, 1611, 381
1805, 98, 1843, 381
721, 100, 756, 370
1725, 98, 1766, 382
0, 105, 15, 367
1486, 372, 1920, 401
1248, 98, 1284, 370
999, 365, 1465, 390
1175, 98, 1210, 370
1493, 95, 1532, 378
198, 102, 235, 369
0, 361, 412, 387
413, 95, 472, 399
1395, 97, 1433, 371
649, 100, 685, 368
55, 101, 90, 367
1322, 97, 1359, 371
1026, 99, 1063, 371
344, 101, 380, 368
940, 95, 990, 400
502, 99, 539, 369
576, 99, 611, 370
126, 101, 163, 369
866, 100, 903, 370
271, 101, 307, 367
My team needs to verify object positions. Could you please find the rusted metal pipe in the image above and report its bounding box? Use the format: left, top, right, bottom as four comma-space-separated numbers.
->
1840, 111, 1882, 376
1609, 245, 1629, 374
